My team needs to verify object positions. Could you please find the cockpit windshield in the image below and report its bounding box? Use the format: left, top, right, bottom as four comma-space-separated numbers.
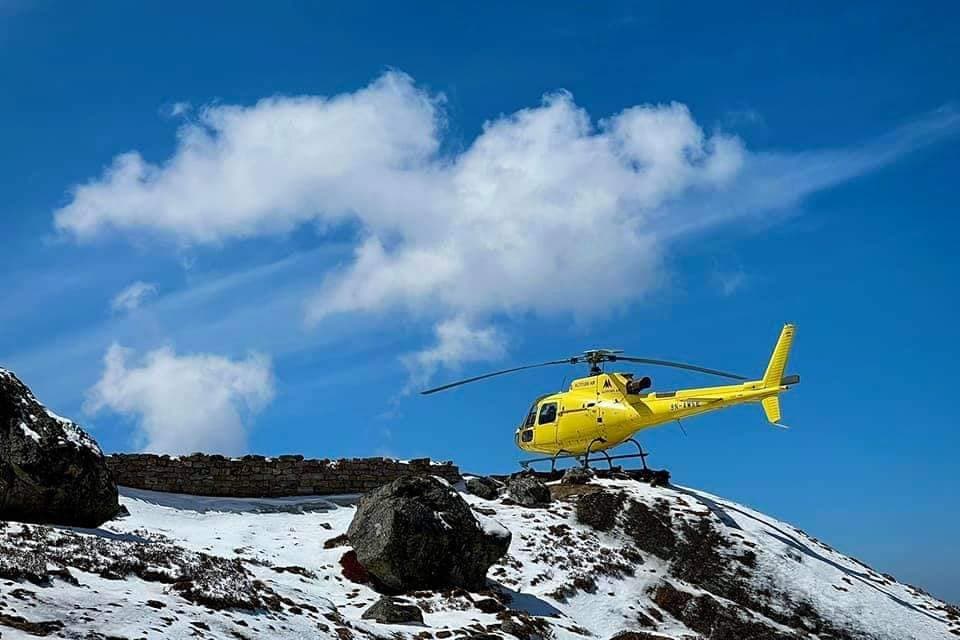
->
524, 402, 537, 427
521, 394, 551, 429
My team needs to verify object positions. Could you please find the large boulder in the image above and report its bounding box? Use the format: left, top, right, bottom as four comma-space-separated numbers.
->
506, 475, 551, 507
465, 475, 502, 500
0, 368, 119, 527
347, 475, 511, 591
361, 596, 424, 624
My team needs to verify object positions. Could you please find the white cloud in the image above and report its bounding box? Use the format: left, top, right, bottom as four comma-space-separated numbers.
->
713, 269, 748, 297
402, 317, 507, 391
305, 96, 747, 326
86, 344, 274, 455
110, 281, 158, 313
53, 73, 959, 371
55, 72, 440, 244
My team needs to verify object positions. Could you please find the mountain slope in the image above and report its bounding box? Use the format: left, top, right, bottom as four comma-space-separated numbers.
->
0, 478, 955, 639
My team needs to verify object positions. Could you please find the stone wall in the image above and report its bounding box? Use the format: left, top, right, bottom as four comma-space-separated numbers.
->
105, 453, 461, 498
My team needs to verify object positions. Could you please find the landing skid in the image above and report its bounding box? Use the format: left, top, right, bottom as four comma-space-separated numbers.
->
519, 438, 668, 484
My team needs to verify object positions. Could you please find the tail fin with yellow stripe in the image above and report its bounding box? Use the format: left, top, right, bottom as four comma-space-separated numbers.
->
763, 324, 795, 387
760, 324, 797, 426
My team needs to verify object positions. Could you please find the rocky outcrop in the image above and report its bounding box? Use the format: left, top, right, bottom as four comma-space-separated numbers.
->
347, 475, 511, 591
622, 498, 677, 558
0, 368, 118, 527
497, 610, 554, 640
562, 466, 593, 485
576, 490, 625, 531
506, 476, 551, 507
651, 581, 802, 640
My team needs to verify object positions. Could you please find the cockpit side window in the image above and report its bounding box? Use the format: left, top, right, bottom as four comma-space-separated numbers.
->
538, 402, 557, 425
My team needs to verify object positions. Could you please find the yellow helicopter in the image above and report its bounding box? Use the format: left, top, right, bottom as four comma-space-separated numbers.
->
423, 324, 798, 470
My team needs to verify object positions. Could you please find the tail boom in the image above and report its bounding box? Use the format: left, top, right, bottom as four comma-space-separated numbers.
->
619, 323, 800, 436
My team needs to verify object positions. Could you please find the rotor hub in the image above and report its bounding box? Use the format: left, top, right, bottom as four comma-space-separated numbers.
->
577, 349, 623, 372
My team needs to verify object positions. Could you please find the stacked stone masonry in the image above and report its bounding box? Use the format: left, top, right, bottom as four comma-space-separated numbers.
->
105, 453, 462, 497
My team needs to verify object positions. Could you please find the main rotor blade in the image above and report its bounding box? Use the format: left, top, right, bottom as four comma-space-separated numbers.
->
420, 358, 576, 395
614, 356, 748, 381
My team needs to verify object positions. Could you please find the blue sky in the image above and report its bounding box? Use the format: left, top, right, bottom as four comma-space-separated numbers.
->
2, 2, 958, 600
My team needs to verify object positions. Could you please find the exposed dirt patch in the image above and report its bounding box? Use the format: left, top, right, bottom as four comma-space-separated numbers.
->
672, 517, 732, 587
652, 581, 801, 640
622, 499, 676, 557
575, 490, 626, 531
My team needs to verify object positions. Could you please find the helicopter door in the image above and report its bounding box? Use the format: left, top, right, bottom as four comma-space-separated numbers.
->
536, 401, 559, 446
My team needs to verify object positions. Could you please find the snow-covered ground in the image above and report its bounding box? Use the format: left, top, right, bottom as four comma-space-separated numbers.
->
0, 478, 956, 639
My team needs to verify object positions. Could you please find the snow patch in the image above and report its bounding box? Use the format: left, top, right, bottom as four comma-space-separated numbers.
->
19, 421, 41, 442
475, 511, 510, 540
40, 408, 104, 455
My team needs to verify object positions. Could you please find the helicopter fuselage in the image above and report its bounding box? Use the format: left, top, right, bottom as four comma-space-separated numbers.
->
514, 371, 796, 456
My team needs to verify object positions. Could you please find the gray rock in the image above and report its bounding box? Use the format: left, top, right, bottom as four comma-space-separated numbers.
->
0, 368, 119, 527
506, 476, 551, 507
347, 475, 511, 591
561, 466, 593, 485
474, 596, 505, 613
465, 476, 502, 500
361, 596, 424, 624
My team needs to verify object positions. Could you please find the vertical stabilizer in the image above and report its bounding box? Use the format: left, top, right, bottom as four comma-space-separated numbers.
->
763, 324, 795, 388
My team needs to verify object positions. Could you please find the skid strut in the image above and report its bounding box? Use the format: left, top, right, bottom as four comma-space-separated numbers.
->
584, 438, 613, 469
626, 438, 650, 471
